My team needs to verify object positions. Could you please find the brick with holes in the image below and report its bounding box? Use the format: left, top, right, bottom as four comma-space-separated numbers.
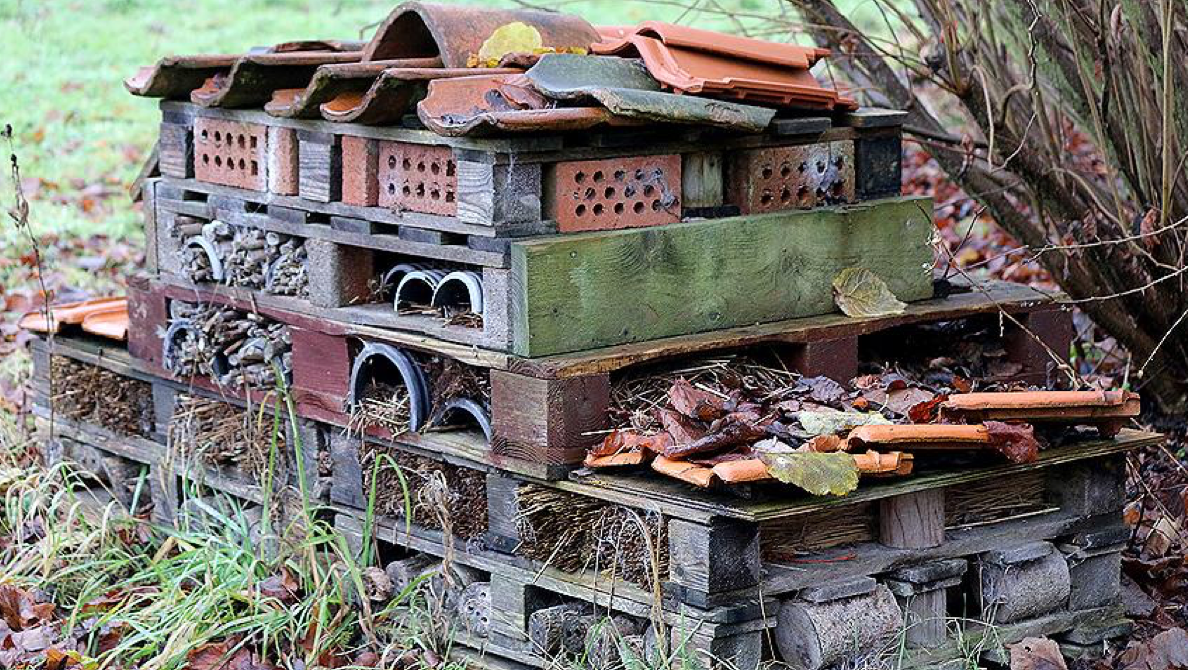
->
725, 141, 855, 214
544, 155, 682, 232
193, 118, 268, 191
377, 142, 458, 216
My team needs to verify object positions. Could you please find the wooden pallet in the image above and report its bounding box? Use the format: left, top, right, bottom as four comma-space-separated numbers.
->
125, 275, 1072, 478
31, 333, 1150, 669
147, 179, 934, 356
159, 102, 903, 236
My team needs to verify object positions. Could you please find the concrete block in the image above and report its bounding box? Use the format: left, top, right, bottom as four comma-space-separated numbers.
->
305, 238, 373, 308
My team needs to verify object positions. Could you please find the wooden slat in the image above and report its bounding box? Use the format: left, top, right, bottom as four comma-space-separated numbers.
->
513, 278, 1059, 378
510, 197, 936, 357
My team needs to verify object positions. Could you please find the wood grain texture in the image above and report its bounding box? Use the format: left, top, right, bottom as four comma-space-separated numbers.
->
681, 151, 724, 209
456, 159, 542, 227
854, 131, 902, 200
490, 371, 609, 466
668, 518, 761, 599
510, 196, 935, 357
159, 123, 193, 179
879, 489, 945, 549
297, 131, 342, 203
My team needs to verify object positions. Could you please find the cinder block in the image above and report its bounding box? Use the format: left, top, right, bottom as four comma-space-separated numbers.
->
305, 238, 373, 308
1065, 548, 1123, 611
267, 126, 299, 196
340, 135, 379, 207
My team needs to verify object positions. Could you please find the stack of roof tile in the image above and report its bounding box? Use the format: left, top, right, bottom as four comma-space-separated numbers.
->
126, 2, 860, 136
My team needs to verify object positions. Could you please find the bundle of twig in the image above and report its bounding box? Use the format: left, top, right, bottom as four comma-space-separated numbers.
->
50, 357, 154, 437
592, 506, 669, 590
609, 354, 798, 432
515, 485, 606, 574
171, 301, 292, 389
265, 239, 308, 297
422, 357, 492, 412
348, 381, 412, 436
357, 444, 488, 540
169, 394, 285, 478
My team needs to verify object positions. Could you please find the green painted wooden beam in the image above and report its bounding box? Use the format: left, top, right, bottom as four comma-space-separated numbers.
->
510, 196, 935, 357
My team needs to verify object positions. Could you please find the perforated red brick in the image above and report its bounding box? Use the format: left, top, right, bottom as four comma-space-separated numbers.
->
377, 142, 457, 216
547, 155, 681, 232
193, 118, 268, 191
725, 141, 855, 214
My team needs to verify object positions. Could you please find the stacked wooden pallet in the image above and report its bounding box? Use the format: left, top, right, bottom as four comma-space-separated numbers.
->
30, 4, 1157, 669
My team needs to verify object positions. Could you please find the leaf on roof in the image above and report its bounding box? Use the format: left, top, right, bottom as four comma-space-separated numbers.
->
832, 267, 907, 318
476, 22, 543, 66
758, 450, 860, 496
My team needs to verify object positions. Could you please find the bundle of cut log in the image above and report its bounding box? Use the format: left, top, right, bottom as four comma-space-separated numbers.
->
176, 220, 308, 297
169, 301, 292, 388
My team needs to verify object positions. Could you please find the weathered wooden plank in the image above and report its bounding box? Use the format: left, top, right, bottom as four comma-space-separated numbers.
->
510, 196, 935, 357
456, 157, 542, 226
298, 131, 342, 203
879, 489, 945, 548
512, 278, 1058, 379
490, 371, 609, 467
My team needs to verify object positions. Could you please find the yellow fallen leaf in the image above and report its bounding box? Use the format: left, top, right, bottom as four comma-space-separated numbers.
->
477, 22, 543, 64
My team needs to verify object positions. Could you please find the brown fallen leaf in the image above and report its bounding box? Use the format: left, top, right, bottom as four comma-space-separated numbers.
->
658, 408, 707, 444
1117, 627, 1188, 670
806, 434, 846, 453
985, 421, 1040, 464
668, 378, 726, 422
661, 414, 767, 459
592, 430, 672, 458
1008, 637, 1067, 670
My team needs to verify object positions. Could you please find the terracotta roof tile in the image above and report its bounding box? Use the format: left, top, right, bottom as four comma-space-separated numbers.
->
362, 2, 600, 67
526, 54, 775, 132
417, 73, 646, 136
652, 455, 719, 488
80, 304, 130, 342
941, 390, 1140, 437
848, 424, 994, 450
190, 50, 364, 109
853, 450, 914, 476
584, 451, 651, 468
19, 297, 127, 336
590, 22, 855, 111
321, 68, 523, 125
264, 58, 442, 119
712, 458, 770, 483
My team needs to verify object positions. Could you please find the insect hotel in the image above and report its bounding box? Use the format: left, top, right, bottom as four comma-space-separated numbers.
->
26, 3, 1157, 669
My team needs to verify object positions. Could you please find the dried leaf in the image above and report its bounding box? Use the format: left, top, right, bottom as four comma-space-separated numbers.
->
477, 22, 543, 65
803, 376, 846, 404
1008, 637, 1067, 670
758, 450, 860, 496
668, 378, 725, 421
662, 414, 766, 459
832, 267, 907, 318
657, 408, 706, 444
592, 430, 672, 457
985, 421, 1040, 464
798, 409, 892, 436
806, 435, 846, 452
1118, 628, 1188, 670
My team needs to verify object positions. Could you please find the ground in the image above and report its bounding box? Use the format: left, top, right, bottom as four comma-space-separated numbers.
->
1, 1, 1186, 669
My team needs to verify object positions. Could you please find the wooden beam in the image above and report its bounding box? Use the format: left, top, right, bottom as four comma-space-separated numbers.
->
510, 196, 935, 357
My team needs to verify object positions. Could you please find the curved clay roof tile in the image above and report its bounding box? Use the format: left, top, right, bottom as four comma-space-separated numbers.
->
362, 2, 600, 67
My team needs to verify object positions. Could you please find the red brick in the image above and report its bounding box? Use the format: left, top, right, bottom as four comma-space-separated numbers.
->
726, 141, 855, 214
340, 135, 379, 207
267, 126, 299, 196
194, 117, 268, 191
546, 154, 681, 232
377, 141, 457, 216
